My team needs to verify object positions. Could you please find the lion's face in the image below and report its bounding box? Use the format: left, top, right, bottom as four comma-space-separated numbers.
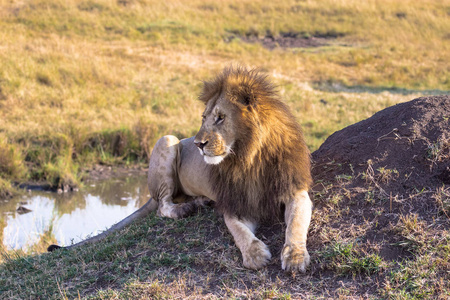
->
194, 93, 239, 165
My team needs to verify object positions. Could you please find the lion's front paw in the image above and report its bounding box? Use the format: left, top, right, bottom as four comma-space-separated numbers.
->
281, 243, 310, 272
242, 239, 272, 270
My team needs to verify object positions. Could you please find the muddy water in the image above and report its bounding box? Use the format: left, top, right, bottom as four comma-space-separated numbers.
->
0, 175, 149, 251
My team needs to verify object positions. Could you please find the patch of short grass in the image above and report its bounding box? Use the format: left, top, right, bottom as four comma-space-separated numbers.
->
1, 201, 449, 299
0, 209, 301, 299
317, 241, 384, 276
382, 236, 450, 299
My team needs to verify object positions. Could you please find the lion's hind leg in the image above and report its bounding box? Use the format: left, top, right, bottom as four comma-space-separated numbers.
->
148, 135, 208, 220
168, 195, 213, 218
224, 214, 272, 270
148, 135, 184, 219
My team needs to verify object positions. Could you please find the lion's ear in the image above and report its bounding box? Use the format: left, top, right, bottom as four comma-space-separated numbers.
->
199, 80, 222, 104
234, 85, 257, 107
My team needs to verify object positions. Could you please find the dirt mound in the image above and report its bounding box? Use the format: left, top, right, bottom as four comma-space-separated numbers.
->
313, 95, 449, 193
309, 95, 449, 271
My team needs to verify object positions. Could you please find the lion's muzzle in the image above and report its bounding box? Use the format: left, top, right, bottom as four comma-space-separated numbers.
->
194, 135, 228, 165
194, 140, 208, 151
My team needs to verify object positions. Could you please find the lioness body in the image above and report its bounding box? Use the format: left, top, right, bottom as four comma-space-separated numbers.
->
48, 67, 313, 272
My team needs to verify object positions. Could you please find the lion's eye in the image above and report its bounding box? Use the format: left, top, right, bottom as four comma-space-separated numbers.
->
215, 114, 225, 125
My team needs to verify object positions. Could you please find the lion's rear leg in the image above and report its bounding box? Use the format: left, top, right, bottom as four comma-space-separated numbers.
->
171, 195, 213, 218
224, 214, 272, 270
148, 135, 206, 219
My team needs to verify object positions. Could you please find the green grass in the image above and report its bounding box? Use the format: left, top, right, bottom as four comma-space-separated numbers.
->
317, 242, 384, 276
2, 204, 447, 299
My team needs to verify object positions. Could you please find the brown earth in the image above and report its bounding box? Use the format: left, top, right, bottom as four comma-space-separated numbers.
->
309, 95, 449, 265
84, 164, 147, 181
312, 95, 449, 190
230, 32, 335, 50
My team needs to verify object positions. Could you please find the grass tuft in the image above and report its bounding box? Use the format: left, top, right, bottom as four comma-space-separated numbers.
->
433, 187, 450, 218
318, 242, 384, 276
0, 135, 27, 181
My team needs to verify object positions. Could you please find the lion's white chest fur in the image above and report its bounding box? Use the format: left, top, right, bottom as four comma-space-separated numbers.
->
203, 155, 224, 165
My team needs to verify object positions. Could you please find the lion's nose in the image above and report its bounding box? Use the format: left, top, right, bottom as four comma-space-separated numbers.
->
194, 140, 208, 150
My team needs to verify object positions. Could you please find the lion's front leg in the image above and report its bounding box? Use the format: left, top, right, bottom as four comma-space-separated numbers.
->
281, 190, 312, 272
224, 214, 271, 270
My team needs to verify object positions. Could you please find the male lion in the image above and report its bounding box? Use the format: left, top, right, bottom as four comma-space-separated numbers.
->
48, 67, 313, 272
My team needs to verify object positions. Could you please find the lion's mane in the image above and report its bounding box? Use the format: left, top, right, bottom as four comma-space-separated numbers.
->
199, 67, 312, 222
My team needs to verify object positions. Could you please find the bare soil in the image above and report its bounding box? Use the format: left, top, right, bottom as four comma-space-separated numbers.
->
312, 95, 449, 190
16, 165, 147, 193
236, 32, 334, 50
84, 164, 147, 181
310, 95, 449, 262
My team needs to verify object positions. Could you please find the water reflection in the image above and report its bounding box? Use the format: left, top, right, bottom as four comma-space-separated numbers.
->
0, 175, 149, 251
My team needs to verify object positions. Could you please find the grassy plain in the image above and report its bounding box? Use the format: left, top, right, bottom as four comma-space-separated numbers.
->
0, 0, 449, 298
0, 0, 448, 191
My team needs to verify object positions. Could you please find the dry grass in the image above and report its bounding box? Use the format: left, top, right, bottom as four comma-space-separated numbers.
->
0, 0, 448, 192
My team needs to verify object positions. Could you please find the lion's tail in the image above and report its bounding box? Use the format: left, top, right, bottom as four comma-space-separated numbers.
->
47, 198, 158, 252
